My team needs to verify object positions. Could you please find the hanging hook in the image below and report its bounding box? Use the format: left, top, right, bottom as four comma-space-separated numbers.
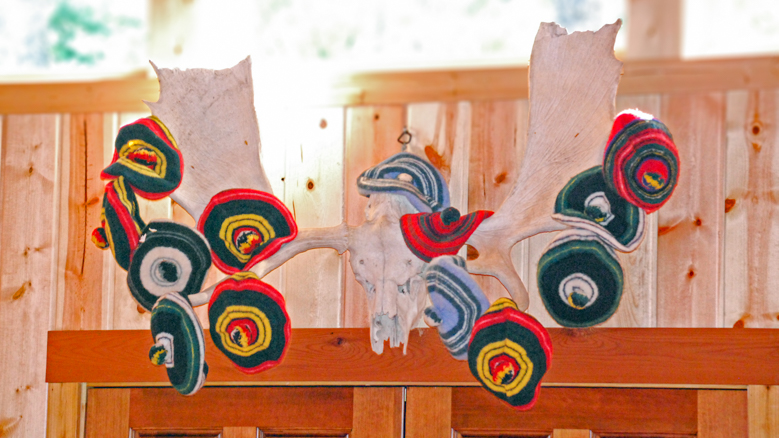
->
397, 127, 412, 152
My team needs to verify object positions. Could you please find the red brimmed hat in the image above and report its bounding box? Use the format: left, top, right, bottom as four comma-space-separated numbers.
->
400, 207, 493, 262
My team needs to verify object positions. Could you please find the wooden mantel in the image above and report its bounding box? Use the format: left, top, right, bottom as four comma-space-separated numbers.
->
47, 328, 779, 386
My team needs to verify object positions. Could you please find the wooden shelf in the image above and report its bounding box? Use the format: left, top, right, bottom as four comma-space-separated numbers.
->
47, 327, 779, 386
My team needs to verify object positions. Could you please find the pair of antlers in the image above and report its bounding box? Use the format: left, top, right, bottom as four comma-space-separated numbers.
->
150, 21, 624, 311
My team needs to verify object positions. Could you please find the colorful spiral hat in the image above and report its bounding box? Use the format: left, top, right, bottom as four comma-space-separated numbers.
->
197, 189, 298, 274
149, 292, 208, 396
101, 116, 183, 200
424, 255, 490, 360
401, 207, 493, 262
468, 298, 553, 410
128, 220, 212, 312
208, 272, 291, 374
603, 110, 679, 213
552, 166, 645, 252
94, 176, 146, 270
537, 229, 624, 327
357, 152, 450, 213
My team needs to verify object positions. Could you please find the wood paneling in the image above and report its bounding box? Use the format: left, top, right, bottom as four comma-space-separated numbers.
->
85, 388, 130, 438
748, 385, 779, 438
47, 328, 779, 385
129, 387, 352, 432
724, 89, 779, 328
351, 387, 403, 438
452, 387, 697, 436
342, 106, 406, 327
47, 382, 84, 438
0, 114, 60, 438
657, 93, 726, 327
697, 390, 748, 438
282, 107, 345, 328
406, 387, 452, 438
222, 427, 258, 438
626, 0, 682, 60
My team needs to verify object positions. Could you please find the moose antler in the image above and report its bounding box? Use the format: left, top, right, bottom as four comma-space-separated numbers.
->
466, 21, 623, 311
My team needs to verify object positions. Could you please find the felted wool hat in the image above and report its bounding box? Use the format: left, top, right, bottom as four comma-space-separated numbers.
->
197, 189, 298, 274
603, 110, 679, 214
552, 166, 646, 252
128, 220, 212, 312
208, 271, 290, 374
537, 229, 624, 327
101, 116, 183, 200
149, 291, 208, 396
424, 255, 490, 360
357, 152, 450, 213
96, 176, 146, 271
467, 298, 553, 411
401, 207, 494, 262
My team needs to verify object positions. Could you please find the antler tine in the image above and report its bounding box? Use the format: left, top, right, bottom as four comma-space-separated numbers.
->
466, 21, 624, 311
189, 223, 351, 306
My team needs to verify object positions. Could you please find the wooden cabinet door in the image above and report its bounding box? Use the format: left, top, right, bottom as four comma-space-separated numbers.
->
85, 386, 402, 438
405, 387, 748, 438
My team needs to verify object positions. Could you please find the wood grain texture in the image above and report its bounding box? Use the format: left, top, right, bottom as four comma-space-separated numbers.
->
129, 387, 352, 432
47, 382, 84, 438
60, 113, 105, 331
351, 387, 403, 438
0, 114, 59, 438
343, 106, 406, 328
724, 90, 779, 328
85, 388, 130, 438
47, 328, 779, 385
468, 100, 526, 302
697, 390, 748, 438
657, 93, 726, 327
405, 387, 452, 438
600, 95, 662, 328
551, 430, 592, 438
626, 0, 682, 60
222, 427, 258, 438
282, 107, 344, 328
452, 387, 696, 436
748, 385, 779, 438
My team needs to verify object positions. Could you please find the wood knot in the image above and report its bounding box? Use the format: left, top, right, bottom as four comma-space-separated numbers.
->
752, 123, 762, 136
330, 337, 345, 347
374, 113, 380, 121
466, 245, 479, 261
306, 179, 315, 190
494, 172, 507, 185
693, 218, 702, 227
12, 282, 29, 300
136, 305, 146, 314
733, 319, 745, 328
320, 119, 328, 129
687, 269, 696, 279
725, 198, 736, 213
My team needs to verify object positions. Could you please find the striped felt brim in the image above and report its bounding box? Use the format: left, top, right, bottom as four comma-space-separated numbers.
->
101, 116, 183, 200
537, 229, 624, 328
197, 189, 298, 274
401, 207, 493, 262
149, 292, 208, 396
424, 255, 489, 360
100, 176, 145, 271
603, 110, 679, 214
468, 298, 553, 411
128, 220, 212, 312
552, 166, 645, 252
208, 272, 290, 374
357, 152, 450, 213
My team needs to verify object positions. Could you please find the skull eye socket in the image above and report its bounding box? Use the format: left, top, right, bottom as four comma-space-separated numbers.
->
363, 281, 375, 295
397, 283, 407, 295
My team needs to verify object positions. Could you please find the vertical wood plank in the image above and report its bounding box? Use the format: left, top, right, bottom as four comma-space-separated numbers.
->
85, 388, 130, 438
657, 93, 726, 327
552, 430, 595, 438
101, 112, 117, 330
282, 108, 344, 328
405, 387, 452, 438
698, 390, 748, 438
343, 105, 406, 327
468, 100, 528, 303
724, 90, 779, 328
222, 427, 257, 438
748, 385, 779, 438
351, 387, 403, 438
0, 114, 59, 438
60, 113, 105, 331
47, 383, 84, 438
626, 0, 682, 60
